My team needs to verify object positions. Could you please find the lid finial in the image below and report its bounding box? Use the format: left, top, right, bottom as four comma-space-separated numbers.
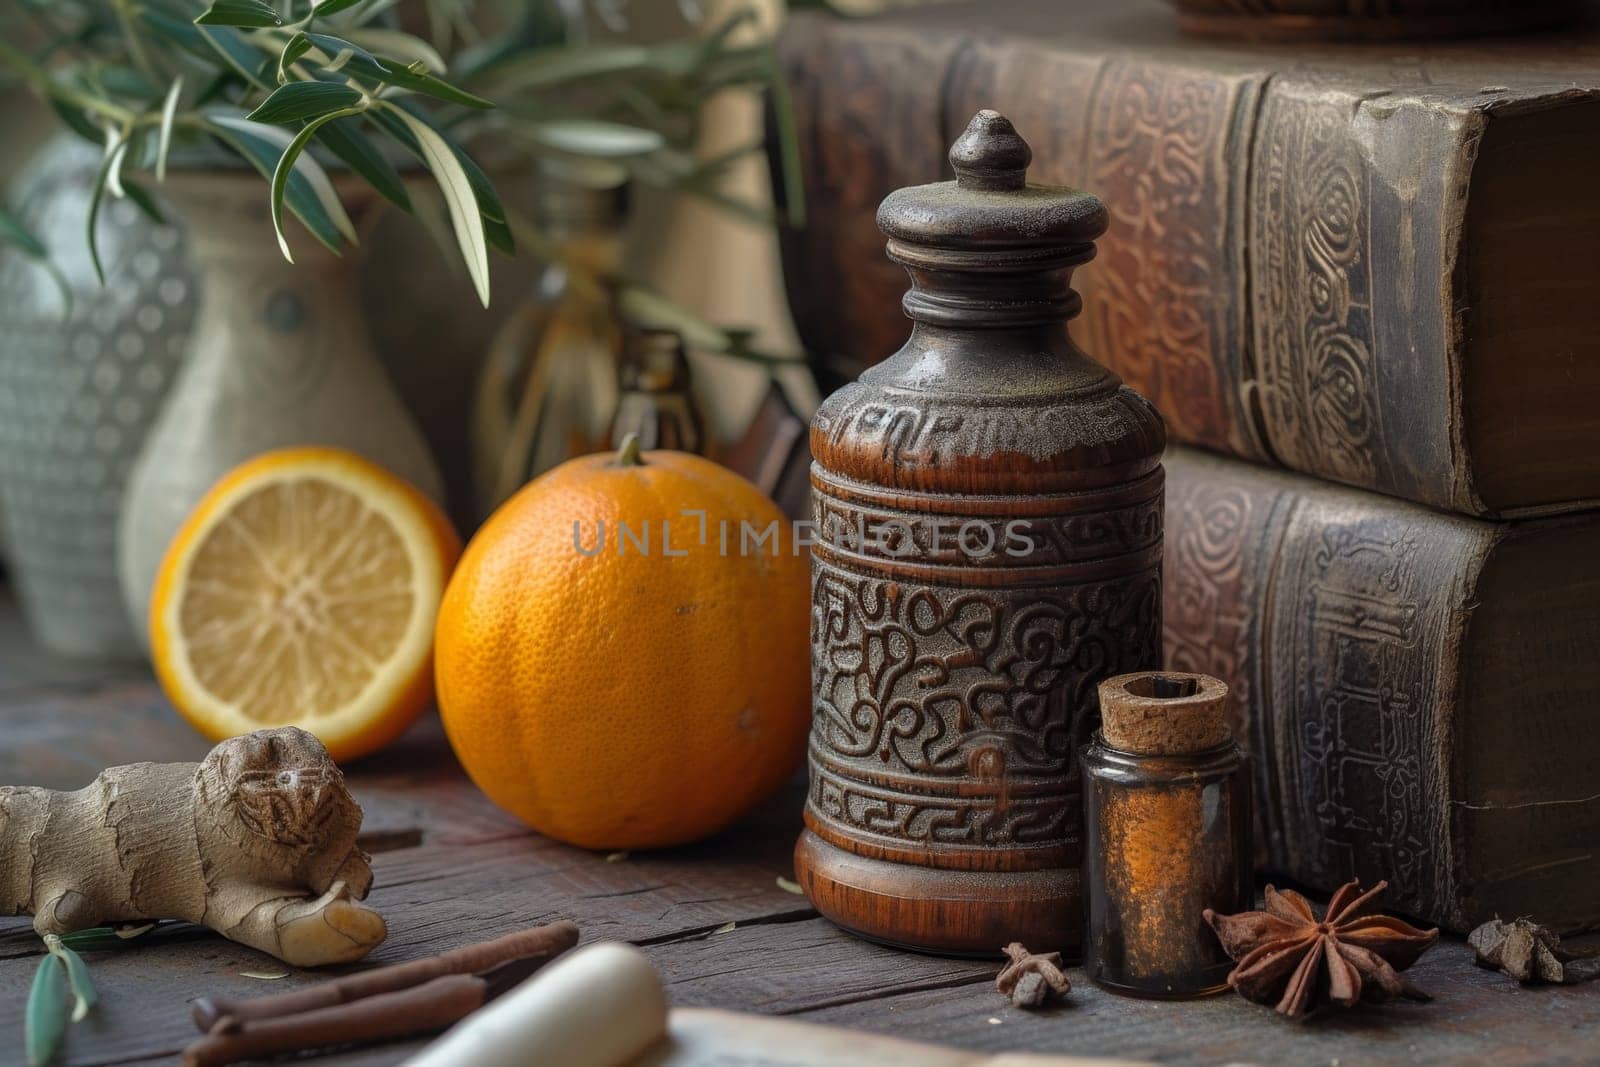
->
949, 110, 1032, 191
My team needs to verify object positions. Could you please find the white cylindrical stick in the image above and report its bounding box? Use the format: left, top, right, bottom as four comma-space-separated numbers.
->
403, 942, 667, 1067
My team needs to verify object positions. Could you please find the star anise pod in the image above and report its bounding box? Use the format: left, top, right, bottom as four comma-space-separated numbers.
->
1469, 918, 1600, 985
1203, 880, 1438, 1018
995, 942, 1071, 1008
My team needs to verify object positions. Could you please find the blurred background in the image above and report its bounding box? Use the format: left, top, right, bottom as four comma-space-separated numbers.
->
0, 0, 945, 663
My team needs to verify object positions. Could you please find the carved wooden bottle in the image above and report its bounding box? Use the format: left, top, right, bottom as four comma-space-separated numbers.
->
795, 110, 1166, 956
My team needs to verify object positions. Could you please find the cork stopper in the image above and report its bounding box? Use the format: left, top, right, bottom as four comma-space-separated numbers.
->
1097, 672, 1231, 756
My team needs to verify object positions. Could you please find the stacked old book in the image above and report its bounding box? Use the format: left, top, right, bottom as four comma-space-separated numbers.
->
777, 0, 1600, 934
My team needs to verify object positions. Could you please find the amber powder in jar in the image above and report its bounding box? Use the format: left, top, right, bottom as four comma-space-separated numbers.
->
1080, 672, 1250, 996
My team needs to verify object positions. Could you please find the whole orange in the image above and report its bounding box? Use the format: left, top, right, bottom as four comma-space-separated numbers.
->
434, 441, 810, 850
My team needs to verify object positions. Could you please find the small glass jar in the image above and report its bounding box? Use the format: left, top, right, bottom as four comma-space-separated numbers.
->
1080, 672, 1251, 997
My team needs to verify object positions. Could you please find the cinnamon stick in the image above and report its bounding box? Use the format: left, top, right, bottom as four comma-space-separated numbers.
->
182, 974, 486, 1067
191, 920, 579, 1031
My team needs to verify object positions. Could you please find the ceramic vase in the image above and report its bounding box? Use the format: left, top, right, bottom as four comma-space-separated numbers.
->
0, 136, 195, 659
118, 171, 444, 647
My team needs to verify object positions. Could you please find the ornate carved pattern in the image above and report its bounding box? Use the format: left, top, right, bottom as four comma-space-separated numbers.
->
815, 489, 1162, 569
1162, 460, 1264, 748
807, 554, 1162, 857
1081, 61, 1261, 459
821, 396, 1146, 466
1252, 88, 1382, 488
1287, 521, 1433, 901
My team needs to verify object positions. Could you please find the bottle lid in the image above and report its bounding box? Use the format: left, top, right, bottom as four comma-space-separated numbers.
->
534, 156, 629, 230
619, 329, 691, 393
876, 110, 1107, 253
1097, 672, 1232, 756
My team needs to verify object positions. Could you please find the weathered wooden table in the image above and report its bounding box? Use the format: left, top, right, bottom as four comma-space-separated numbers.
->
0, 593, 1594, 1066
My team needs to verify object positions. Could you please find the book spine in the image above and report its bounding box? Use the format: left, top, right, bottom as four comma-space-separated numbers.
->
1163, 447, 1493, 930
947, 45, 1270, 465
1249, 79, 1479, 512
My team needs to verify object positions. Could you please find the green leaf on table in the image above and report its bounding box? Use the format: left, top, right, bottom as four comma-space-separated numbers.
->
268, 106, 363, 261
522, 119, 664, 157
156, 75, 183, 181
379, 103, 489, 307
46, 938, 98, 1024
25, 955, 68, 1067
203, 113, 348, 255
194, 0, 282, 28
58, 924, 157, 950
316, 117, 411, 212
247, 81, 364, 125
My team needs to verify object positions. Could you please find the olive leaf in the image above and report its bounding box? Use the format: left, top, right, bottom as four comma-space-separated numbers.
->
203, 113, 347, 255
0, 204, 47, 259
380, 102, 490, 307
315, 118, 412, 213
268, 105, 366, 262
312, 0, 368, 17
45, 937, 99, 1024
1, 205, 73, 312
341, 28, 448, 74
247, 81, 365, 125
155, 76, 183, 181
520, 119, 665, 157
86, 135, 130, 284
194, 0, 283, 29
25, 955, 68, 1067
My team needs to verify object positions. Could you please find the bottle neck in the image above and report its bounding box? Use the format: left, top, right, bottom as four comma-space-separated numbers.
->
548, 226, 624, 276
887, 239, 1094, 331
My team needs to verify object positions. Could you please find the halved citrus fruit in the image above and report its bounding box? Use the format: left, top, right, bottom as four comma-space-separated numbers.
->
150, 447, 460, 762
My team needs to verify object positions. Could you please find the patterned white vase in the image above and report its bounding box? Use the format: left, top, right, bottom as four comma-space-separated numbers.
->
118, 170, 445, 648
0, 136, 195, 659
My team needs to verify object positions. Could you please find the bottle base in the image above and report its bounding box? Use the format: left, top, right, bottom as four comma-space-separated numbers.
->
793, 830, 1082, 958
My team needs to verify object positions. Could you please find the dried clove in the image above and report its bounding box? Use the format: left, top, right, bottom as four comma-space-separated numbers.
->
995, 943, 1071, 1008
1469, 918, 1600, 985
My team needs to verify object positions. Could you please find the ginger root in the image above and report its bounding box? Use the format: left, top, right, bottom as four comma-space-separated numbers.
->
0, 727, 386, 967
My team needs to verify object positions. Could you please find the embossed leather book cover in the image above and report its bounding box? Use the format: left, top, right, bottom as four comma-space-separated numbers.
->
1164, 446, 1600, 935
779, 0, 1600, 518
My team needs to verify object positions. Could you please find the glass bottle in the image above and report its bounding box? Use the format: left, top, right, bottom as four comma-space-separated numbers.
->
1081, 671, 1251, 996
472, 170, 627, 516
608, 329, 706, 453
